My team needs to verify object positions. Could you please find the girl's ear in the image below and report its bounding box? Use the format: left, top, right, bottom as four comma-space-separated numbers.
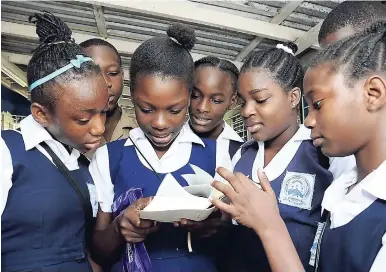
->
363, 75, 386, 112
288, 87, 301, 109
30, 102, 51, 127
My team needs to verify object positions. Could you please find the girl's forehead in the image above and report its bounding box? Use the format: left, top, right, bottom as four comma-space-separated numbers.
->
56, 75, 108, 107
238, 70, 282, 90
133, 75, 189, 101
303, 65, 352, 100
305, 64, 335, 83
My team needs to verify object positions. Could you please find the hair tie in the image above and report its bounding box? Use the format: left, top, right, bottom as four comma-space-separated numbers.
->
47, 41, 66, 45
46, 38, 75, 46
29, 55, 93, 91
276, 44, 295, 56
169, 36, 182, 46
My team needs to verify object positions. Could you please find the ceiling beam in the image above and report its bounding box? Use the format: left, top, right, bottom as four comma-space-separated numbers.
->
92, 4, 108, 38
1, 75, 29, 99
1, 52, 31, 66
1, 21, 139, 55
270, 1, 304, 25
1, 54, 28, 88
234, 37, 264, 62
1, 21, 243, 69
235, 1, 304, 61
81, 0, 305, 42
295, 21, 323, 55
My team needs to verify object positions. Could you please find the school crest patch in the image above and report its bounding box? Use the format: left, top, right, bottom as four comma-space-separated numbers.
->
279, 171, 315, 210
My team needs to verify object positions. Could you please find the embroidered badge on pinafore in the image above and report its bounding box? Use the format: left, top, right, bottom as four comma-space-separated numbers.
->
279, 171, 315, 210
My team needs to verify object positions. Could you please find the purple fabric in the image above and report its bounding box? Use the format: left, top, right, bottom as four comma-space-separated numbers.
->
112, 188, 152, 272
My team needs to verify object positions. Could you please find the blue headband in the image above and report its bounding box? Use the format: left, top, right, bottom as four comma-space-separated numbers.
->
29, 55, 93, 92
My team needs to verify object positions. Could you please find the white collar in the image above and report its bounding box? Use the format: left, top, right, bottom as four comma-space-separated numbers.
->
19, 115, 81, 161
361, 160, 386, 201
124, 126, 206, 148
218, 122, 244, 142
321, 160, 386, 228
183, 121, 243, 142
322, 159, 386, 213
20, 115, 57, 151
335, 160, 386, 201
293, 125, 311, 141
241, 125, 310, 148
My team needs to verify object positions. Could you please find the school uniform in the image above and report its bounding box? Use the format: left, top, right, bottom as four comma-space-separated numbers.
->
85, 106, 137, 159
1, 115, 98, 271
312, 160, 386, 272
90, 125, 224, 272
228, 125, 356, 272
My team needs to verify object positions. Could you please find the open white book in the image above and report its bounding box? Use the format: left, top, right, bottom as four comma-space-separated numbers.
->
139, 164, 227, 222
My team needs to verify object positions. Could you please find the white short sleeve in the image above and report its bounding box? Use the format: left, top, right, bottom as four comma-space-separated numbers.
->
89, 145, 114, 213
1, 138, 14, 215
370, 233, 386, 272
328, 155, 356, 180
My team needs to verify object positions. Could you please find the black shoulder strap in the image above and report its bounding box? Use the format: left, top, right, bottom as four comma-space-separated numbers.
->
128, 135, 163, 183
40, 142, 93, 245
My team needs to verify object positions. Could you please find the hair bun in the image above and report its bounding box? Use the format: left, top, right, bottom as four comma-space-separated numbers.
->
29, 11, 73, 44
166, 23, 196, 51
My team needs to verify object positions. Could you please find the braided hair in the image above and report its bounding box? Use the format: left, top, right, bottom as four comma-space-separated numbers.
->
129, 23, 196, 92
27, 12, 101, 112
311, 21, 386, 85
194, 56, 239, 92
240, 42, 304, 93
318, 1, 386, 45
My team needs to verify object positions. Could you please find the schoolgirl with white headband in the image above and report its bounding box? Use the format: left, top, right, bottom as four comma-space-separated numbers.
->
1, 12, 108, 271
216, 42, 355, 272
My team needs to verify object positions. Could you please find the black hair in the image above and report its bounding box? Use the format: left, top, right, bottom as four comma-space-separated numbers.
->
319, 1, 386, 44
129, 23, 196, 92
240, 42, 304, 92
194, 56, 239, 93
79, 38, 122, 67
27, 11, 101, 112
311, 21, 386, 85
